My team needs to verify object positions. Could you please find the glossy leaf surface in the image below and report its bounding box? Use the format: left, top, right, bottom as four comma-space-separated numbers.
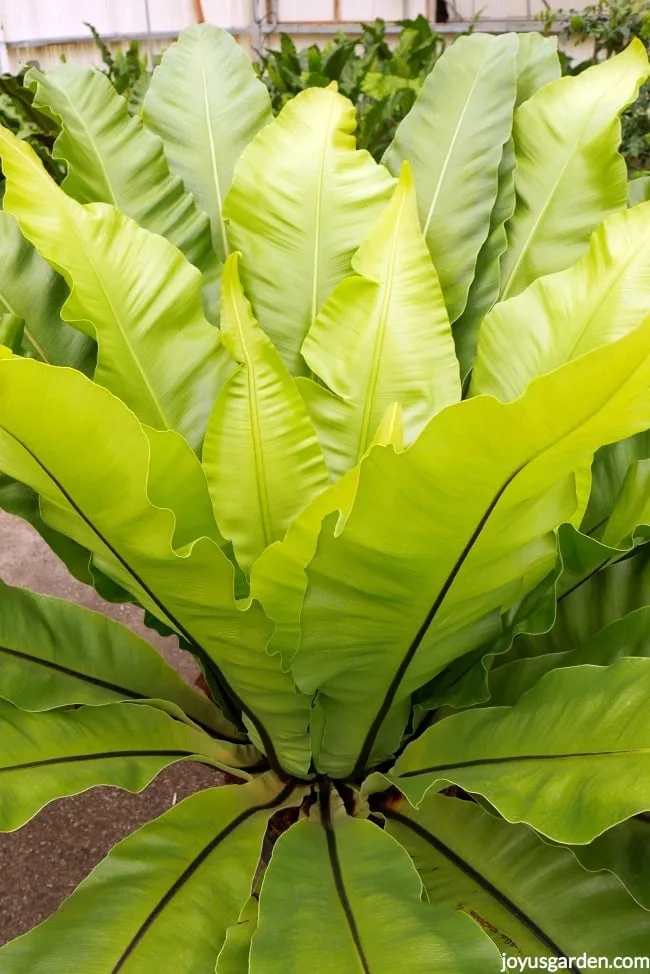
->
224, 86, 394, 374
500, 40, 649, 301
144, 24, 272, 265
301, 163, 460, 479
386, 793, 650, 959
0, 776, 299, 972
0, 127, 231, 450
250, 792, 499, 973
384, 33, 518, 322
393, 658, 650, 843
293, 318, 650, 776
203, 254, 328, 570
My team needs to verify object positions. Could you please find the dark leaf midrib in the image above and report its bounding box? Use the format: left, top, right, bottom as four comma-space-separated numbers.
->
318, 779, 371, 974
399, 748, 647, 779
112, 780, 298, 972
383, 806, 579, 972
0, 643, 241, 743
0, 748, 193, 775
350, 467, 520, 778
1, 425, 281, 771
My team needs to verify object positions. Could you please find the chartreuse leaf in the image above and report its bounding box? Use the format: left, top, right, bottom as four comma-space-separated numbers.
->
0, 211, 93, 372
392, 658, 650, 844
143, 426, 226, 549
26, 63, 220, 321
216, 896, 259, 973
568, 814, 650, 911
383, 34, 518, 323
292, 316, 650, 778
385, 793, 650, 960
300, 163, 460, 479
629, 175, 650, 206
0, 127, 232, 452
0, 775, 302, 973
0, 137, 230, 450
0, 357, 312, 776
0, 579, 237, 739
224, 85, 395, 375
250, 404, 404, 668
0, 700, 249, 832
500, 40, 649, 301
489, 604, 650, 706
250, 788, 500, 973
473, 203, 650, 400
144, 24, 272, 265
453, 34, 561, 377
202, 254, 328, 571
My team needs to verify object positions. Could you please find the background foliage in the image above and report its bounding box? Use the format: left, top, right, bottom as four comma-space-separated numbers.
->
255, 16, 450, 159
545, 0, 650, 171
1, 8, 648, 181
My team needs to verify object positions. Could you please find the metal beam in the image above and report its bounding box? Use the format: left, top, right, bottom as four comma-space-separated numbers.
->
3, 21, 559, 50
0, 17, 10, 72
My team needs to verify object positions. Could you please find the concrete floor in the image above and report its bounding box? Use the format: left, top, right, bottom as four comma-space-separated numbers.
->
0, 512, 227, 946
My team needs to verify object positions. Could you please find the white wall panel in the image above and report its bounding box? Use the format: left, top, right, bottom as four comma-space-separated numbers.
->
0, 0, 592, 71
340, 0, 426, 19
278, 0, 333, 21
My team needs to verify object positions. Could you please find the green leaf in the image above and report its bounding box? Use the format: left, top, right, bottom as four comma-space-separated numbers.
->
223, 85, 395, 375
385, 793, 650, 960
292, 316, 650, 777
0, 211, 94, 372
250, 788, 500, 973
143, 24, 272, 265
250, 405, 403, 668
26, 63, 220, 322
392, 658, 650, 844
202, 254, 329, 571
0, 356, 312, 776
601, 459, 650, 547
583, 431, 650, 537
299, 163, 460, 479
216, 896, 259, 973
512, 536, 650, 661
489, 604, 650, 707
452, 34, 561, 377
629, 174, 650, 206
0, 699, 240, 832
472, 202, 650, 400
143, 424, 224, 547
0, 775, 301, 972
569, 814, 650, 911
0, 126, 232, 451
383, 34, 518, 322
0, 578, 238, 739
0, 311, 23, 350
513, 32, 562, 106
500, 40, 649, 301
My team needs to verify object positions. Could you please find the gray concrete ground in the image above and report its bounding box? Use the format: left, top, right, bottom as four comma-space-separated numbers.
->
0, 512, 227, 946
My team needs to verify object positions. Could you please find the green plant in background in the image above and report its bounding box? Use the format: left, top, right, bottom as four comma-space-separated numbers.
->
546, 0, 650, 172
84, 21, 151, 113
0, 69, 63, 195
0, 23, 150, 199
256, 16, 447, 158
1, 21, 650, 972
